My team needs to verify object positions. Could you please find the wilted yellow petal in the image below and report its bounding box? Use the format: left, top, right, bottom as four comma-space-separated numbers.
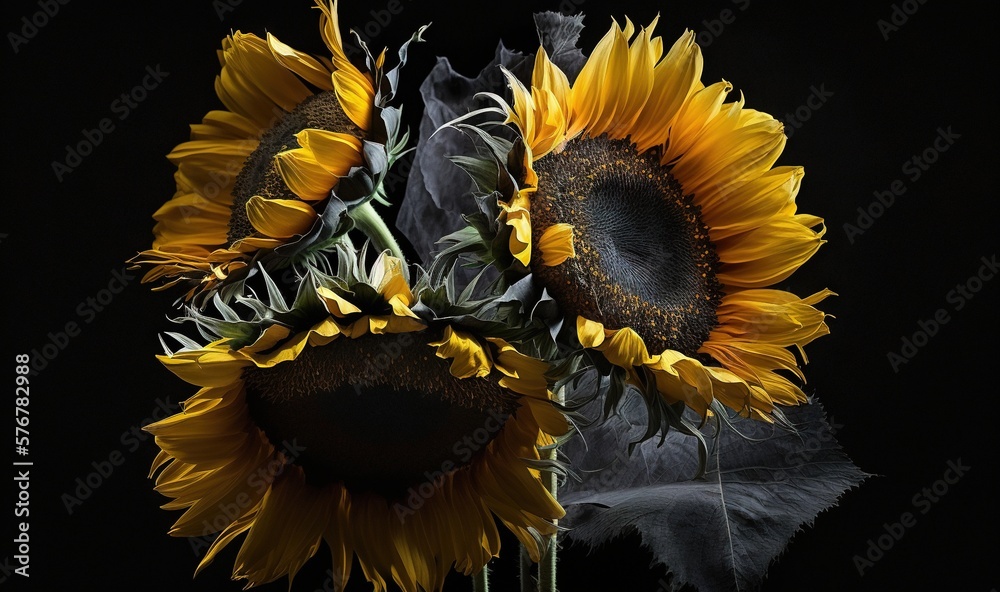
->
429, 326, 492, 379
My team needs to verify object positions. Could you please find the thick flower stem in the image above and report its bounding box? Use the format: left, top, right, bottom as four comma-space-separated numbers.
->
473, 565, 489, 592
351, 201, 407, 264
538, 388, 564, 592
539, 454, 558, 592
519, 544, 534, 591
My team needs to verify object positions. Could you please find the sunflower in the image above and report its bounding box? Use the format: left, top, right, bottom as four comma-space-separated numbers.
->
132, 0, 424, 303
145, 250, 567, 591
434, 16, 831, 423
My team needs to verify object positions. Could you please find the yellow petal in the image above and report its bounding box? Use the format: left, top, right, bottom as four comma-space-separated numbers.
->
333, 69, 374, 131
296, 128, 363, 176
369, 252, 414, 305
228, 33, 312, 112
317, 286, 363, 316
600, 326, 655, 368
716, 218, 826, 288
245, 196, 318, 239
267, 32, 335, 90
662, 81, 732, 165
429, 326, 492, 379
712, 288, 834, 349
156, 348, 247, 388
322, 486, 354, 591
195, 505, 260, 577
191, 109, 261, 141
576, 316, 607, 348
315, 0, 375, 129
378, 313, 427, 335
274, 149, 338, 201
569, 20, 628, 138
503, 204, 532, 266
232, 236, 283, 250
630, 30, 703, 152
232, 466, 333, 586
531, 48, 570, 125
702, 166, 804, 238
536, 223, 575, 267
504, 54, 570, 159
610, 22, 658, 136
489, 338, 551, 398
675, 109, 787, 205
214, 33, 312, 126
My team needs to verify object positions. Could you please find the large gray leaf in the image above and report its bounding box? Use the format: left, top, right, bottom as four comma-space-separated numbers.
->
533, 11, 587, 82
398, 11, 591, 264
560, 394, 867, 592
397, 44, 530, 263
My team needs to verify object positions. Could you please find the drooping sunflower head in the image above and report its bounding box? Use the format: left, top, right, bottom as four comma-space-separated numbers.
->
434, 14, 831, 426
145, 248, 567, 590
131, 0, 425, 304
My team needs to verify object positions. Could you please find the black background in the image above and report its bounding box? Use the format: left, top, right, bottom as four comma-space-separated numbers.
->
2, 1, 996, 591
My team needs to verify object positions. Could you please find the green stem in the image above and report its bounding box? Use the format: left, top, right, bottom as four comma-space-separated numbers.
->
326, 232, 356, 252
539, 455, 558, 592
539, 389, 565, 592
520, 543, 535, 592
473, 565, 489, 592
350, 201, 406, 264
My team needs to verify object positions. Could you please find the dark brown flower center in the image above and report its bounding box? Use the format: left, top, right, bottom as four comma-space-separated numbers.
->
529, 135, 722, 357
243, 332, 517, 497
226, 91, 361, 245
